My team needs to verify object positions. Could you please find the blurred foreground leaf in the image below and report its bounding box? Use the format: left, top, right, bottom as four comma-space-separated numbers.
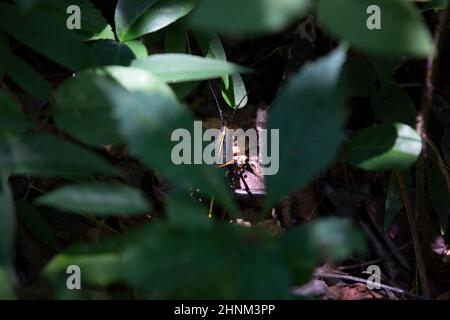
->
36, 182, 152, 216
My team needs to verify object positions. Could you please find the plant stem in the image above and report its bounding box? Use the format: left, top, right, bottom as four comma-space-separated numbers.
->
396, 170, 431, 297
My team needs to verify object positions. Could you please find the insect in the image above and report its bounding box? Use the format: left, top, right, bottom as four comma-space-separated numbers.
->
207, 84, 263, 218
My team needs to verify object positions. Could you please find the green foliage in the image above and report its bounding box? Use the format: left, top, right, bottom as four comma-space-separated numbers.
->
0, 50, 52, 101
428, 159, 450, 234
91, 40, 136, 67
1, 0, 444, 299
372, 84, 416, 126
0, 90, 33, 133
37, 0, 115, 40
131, 53, 249, 83
194, 31, 248, 108
0, 2, 93, 70
190, 0, 311, 34
265, 46, 347, 208
17, 202, 60, 251
44, 218, 364, 299
115, 0, 197, 41
384, 172, 404, 230
346, 123, 422, 170
317, 0, 435, 57
0, 173, 15, 279
0, 132, 119, 178
36, 183, 152, 216
340, 57, 376, 97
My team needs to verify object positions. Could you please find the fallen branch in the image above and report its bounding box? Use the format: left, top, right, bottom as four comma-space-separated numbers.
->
313, 271, 426, 300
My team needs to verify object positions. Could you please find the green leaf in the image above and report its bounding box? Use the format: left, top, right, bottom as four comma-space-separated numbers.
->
339, 57, 376, 97
0, 266, 15, 300
56, 66, 194, 146
428, 160, 449, 234
265, 46, 348, 208
0, 89, 33, 133
37, 0, 115, 40
194, 31, 248, 108
190, 0, 311, 34
0, 173, 16, 280
36, 182, 152, 216
15, 0, 41, 10
0, 132, 119, 178
17, 202, 59, 251
372, 84, 416, 126
45, 222, 291, 299
166, 189, 211, 228
115, 0, 197, 41
0, 51, 52, 101
346, 123, 423, 170
132, 54, 248, 83
44, 217, 365, 298
91, 40, 136, 67
222, 74, 248, 109
0, 2, 93, 70
367, 55, 401, 86
0, 34, 7, 79
384, 172, 404, 230
194, 31, 229, 87
93, 72, 237, 211
317, 0, 435, 58
309, 218, 367, 261
55, 71, 124, 146
124, 40, 149, 59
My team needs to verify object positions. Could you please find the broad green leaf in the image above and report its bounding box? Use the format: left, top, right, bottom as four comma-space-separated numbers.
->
428, 160, 449, 234
265, 46, 348, 208
372, 84, 416, 126
37, 0, 115, 40
0, 89, 33, 133
384, 172, 404, 230
0, 132, 119, 178
17, 202, 59, 251
124, 40, 149, 59
115, 0, 197, 41
45, 222, 291, 299
0, 2, 93, 70
346, 123, 423, 170
317, 0, 434, 58
339, 57, 376, 97
190, 0, 311, 34
44, 217, 365, 298
0, 51, 52, 101
56, 66, 184, 146
91, 40, 136, 67
36, 182, 152, 216
93, 73, 237, 211
131, 54, 249, 83
55, 71, 124, 146
0, 173, 16, 280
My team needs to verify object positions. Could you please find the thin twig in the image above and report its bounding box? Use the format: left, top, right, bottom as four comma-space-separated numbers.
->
313, 272, 426, 300
396, 170, 431, 297
339, 241, 412, 271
